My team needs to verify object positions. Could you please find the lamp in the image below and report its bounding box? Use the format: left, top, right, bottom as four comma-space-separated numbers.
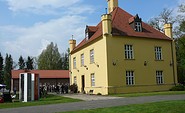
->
170, 61, 173, 66
112, 60, 117, 66
94, 62, 99, 67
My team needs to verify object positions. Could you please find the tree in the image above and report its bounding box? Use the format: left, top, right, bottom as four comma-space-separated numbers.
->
159, 8, 174, 24
0, 53, 4, 84
176, 4, 185, 84
18, 55, 25, 70
61, 49, 69, 70
38, 42, 62, 70
26, 56, 34, 70
148, 17, 162, 31
148, 8, 174, 31
3, 54, 13, 89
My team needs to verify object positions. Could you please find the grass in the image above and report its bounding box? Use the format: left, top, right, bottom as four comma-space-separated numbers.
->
110, 91, 185, 97
63, 100, 185, 113
0, 94, 81, 109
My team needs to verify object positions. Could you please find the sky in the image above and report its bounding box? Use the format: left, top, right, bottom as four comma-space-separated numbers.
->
0, 0, 184, 62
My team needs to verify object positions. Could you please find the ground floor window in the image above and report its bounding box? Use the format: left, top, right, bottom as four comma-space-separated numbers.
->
126, 71, 134, 85
156, 71, 164, 84
91, 73, 95, 87
74, 76, 77, 84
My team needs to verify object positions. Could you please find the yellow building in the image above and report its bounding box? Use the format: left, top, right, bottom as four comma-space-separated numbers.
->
69, 0, 177, 95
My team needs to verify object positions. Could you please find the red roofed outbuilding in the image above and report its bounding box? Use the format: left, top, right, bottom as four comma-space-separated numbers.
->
11, 70, 69, 91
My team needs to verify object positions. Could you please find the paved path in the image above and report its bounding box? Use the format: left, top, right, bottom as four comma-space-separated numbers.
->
0, 94, 185, 113
62, 94, 123, 101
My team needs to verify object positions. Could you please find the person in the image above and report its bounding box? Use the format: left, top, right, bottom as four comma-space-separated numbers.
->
13, 87, 16, 95
61, 83, 64, 94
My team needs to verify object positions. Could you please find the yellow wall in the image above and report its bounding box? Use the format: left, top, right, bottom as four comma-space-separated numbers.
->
106, 36, 177, 94
70, 35, 177, 95
70, 37, 109, 95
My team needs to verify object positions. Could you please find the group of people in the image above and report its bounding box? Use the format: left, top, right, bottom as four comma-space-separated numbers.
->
39, 83, 70, 97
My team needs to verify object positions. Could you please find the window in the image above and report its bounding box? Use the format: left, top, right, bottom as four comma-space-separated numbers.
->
81, 54, 84, 66
90, 49, 94, 63
126, 71, 134, 85
91, 73, 95, 87
156, 71, 164, 84
155, 47, 162, 60
73, 57, 76, 69
125, 45, 134, 59
135, 22, 142, 32
74, 76, 77, 84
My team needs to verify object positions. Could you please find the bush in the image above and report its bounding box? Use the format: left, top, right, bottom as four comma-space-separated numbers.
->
69, 84, 78, 93
170, 84, 185, 91
97, 93, 102, 95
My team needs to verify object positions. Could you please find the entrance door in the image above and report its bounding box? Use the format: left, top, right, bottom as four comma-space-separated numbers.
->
81, 75, 85, 92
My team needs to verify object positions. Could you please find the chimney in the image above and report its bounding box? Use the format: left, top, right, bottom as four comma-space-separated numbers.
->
69, 39, 76, 53
101, 14, 112, 35
107, 0, 118, 13
164, 23, 173, 38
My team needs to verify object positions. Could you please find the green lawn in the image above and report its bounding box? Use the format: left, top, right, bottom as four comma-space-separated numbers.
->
110, 91, 185, 97
0, 94, 81, 109
63, 100, 185, 113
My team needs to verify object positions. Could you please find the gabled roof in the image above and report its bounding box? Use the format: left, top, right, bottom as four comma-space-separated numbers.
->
11, 70, 69, 79
71, 7, 171, 54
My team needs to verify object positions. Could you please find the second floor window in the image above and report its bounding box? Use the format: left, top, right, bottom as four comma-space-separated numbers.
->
125, 45, 134, 59
81, 54, 84, 66
90, 49, 94, 63
73, 57, 76, 69
155, 47, 162, 60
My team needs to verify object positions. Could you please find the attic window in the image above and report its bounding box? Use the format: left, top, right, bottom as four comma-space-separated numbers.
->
135, 22, 142, 32
85, 32, 89, 41
129, 14, 143, 32
85, 25, 89, 41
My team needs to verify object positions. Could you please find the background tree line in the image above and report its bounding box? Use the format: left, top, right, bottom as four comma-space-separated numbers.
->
148, 3, 185, 84
0, 42, 69, 89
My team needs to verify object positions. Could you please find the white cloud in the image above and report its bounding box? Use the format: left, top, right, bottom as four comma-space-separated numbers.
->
66, 5, 94, 15
0, 15, 86, 60
6, 0, 81, 15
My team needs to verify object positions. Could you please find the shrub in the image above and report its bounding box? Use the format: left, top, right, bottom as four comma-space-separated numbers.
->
170, 84, 185, 91
97, 93, 102, 95
69, 84, 78, 93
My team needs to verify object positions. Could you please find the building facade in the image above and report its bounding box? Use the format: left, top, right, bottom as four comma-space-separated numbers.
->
69, 0, 177, 95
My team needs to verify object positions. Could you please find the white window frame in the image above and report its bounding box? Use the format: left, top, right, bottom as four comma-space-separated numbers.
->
91, 73, 95, 87
155, 47, 163, 60
126, 71, 134, 85
135, 22, 142, 32
90, 49, 94, 63
156, 71, 164, 84
125, 45, 134, 59
81, 54, 84, 66
73, 57, 76, 69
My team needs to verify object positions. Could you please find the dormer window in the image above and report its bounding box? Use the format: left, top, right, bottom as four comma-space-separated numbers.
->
85, 32, 89, 41
135, 22, 142, 32
129, 14, 143, 32
85, 25, 89, 41
85, 25, 97, 41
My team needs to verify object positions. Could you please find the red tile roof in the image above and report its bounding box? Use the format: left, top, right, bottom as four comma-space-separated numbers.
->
88, 26, 98, 32
71, 7, 171, 54
11, 70, 69, 79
